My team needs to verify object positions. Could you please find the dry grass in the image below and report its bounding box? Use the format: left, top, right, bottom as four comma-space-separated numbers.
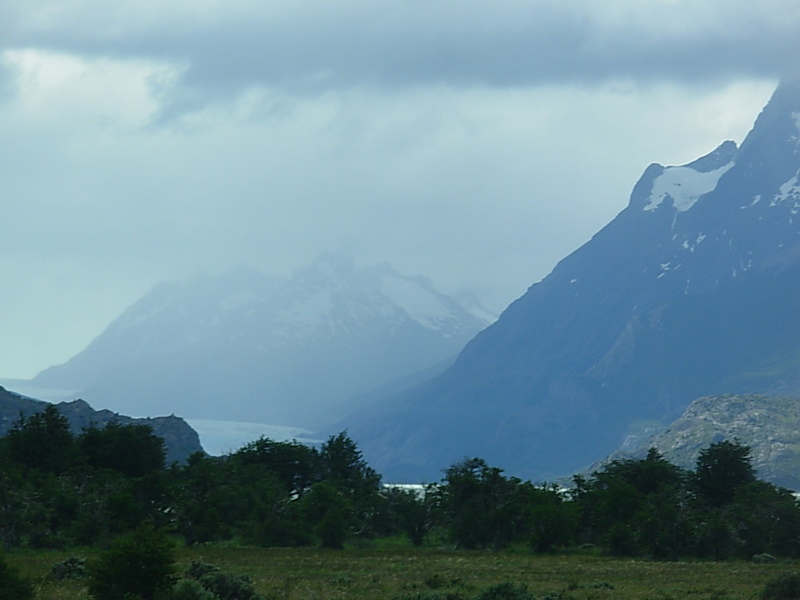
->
7, 544, 797, 600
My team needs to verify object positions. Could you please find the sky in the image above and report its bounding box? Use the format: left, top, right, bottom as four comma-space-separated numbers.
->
0, 0, 797, 380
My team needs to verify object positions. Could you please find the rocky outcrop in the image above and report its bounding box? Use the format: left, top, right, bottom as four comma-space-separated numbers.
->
0, 386, 203, 464
617, 394, 800, 490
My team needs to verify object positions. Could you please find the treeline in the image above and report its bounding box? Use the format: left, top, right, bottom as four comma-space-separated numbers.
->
2, 404, 800, 560
0, 405, 381, 550
436, 445, 800, 559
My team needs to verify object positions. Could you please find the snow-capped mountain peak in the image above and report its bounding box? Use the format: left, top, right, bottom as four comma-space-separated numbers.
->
32, 254, 493, 426
341, 78, 800, 483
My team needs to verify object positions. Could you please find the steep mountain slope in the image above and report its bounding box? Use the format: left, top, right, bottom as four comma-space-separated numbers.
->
342, 80, 800, 482
32, 253, 492, 427
0, 386, 202, 463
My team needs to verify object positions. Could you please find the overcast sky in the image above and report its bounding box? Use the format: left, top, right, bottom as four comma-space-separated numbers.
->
1, 0, 797, 379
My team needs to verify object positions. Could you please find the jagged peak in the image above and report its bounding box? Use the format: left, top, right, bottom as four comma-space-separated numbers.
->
737, 78, 800, 157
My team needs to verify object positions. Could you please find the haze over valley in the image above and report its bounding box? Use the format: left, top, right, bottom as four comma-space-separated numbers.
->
3, 1, 800, 484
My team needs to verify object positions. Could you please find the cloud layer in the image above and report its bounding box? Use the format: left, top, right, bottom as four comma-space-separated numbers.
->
0, 0, 793, 379
6, 0, 799, 95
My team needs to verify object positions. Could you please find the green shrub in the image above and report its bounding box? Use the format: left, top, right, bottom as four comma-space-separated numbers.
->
394, 592, 467, 600
168, 579, 216, 600
198, 570, 261, 600
754, 553, 778, 564
87, 523, 177, 600
51, 556, 88, 580
762, 573, 800, 600
0, 554, 34, 600
475, 582, 537, 600
186, 560, 219, 580
185, 560, 262, 600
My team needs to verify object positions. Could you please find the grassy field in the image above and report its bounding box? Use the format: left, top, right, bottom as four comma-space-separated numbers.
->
7, 544, 797, 600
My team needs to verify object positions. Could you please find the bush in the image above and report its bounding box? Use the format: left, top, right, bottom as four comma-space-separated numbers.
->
87, 523, 177, 600
762, 573, 800, 600
185, 560, 262, 600
394, 592, 467, 600
168, 579, 216, 600
186, 560, 219, 580
754, 553, 778, 564
475, 582, 537, 600
51, 556, 88, 580
0, 554, 34, 600
198, 570, 261, 600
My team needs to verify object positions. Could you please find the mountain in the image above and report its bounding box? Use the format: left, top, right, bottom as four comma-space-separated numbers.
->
0, 385, 202, 463
610, 394, 800, 491
339, 79, 800, 483
31, 253, 492, 427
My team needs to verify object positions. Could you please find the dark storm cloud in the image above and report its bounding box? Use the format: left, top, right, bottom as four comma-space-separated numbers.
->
6, 1, 798, 99
177, 7, 794, 91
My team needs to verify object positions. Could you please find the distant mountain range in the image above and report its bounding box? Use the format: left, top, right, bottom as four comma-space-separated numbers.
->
28, 253, 493, 428
0, 385, 202, 463
338, 79, 800, 482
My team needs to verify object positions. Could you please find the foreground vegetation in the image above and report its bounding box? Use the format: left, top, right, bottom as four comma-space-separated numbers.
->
4, 405, 800, 598
6, 544, 800, 600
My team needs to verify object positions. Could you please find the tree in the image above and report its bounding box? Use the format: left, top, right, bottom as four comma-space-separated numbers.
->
301, 482, 352, 549
384, 486, 435, 546
78, 421, 166, 477
573, 449, 691, 558
232, 437, 320, 497
725, 480, 800, 558
5, 405, 75, 473
437, 458, 532, 550
319, 432, 380, 493
87, 522, 177, 600
318, 432, 382, 536
527, 485, 578, 553
693, 440, 756, 507
171, 454, 235, 546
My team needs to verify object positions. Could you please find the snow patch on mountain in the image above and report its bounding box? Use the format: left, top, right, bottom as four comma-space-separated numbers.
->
772, 172, 800, 205
681, 233, 707, 253
381, 276, 454, 331
644, 162, 734, 213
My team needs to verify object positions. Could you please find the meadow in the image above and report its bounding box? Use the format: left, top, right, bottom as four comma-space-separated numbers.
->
8, 544, 798, 600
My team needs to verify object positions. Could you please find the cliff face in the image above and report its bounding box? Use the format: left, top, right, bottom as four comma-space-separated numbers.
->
0, 386, 203, 464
